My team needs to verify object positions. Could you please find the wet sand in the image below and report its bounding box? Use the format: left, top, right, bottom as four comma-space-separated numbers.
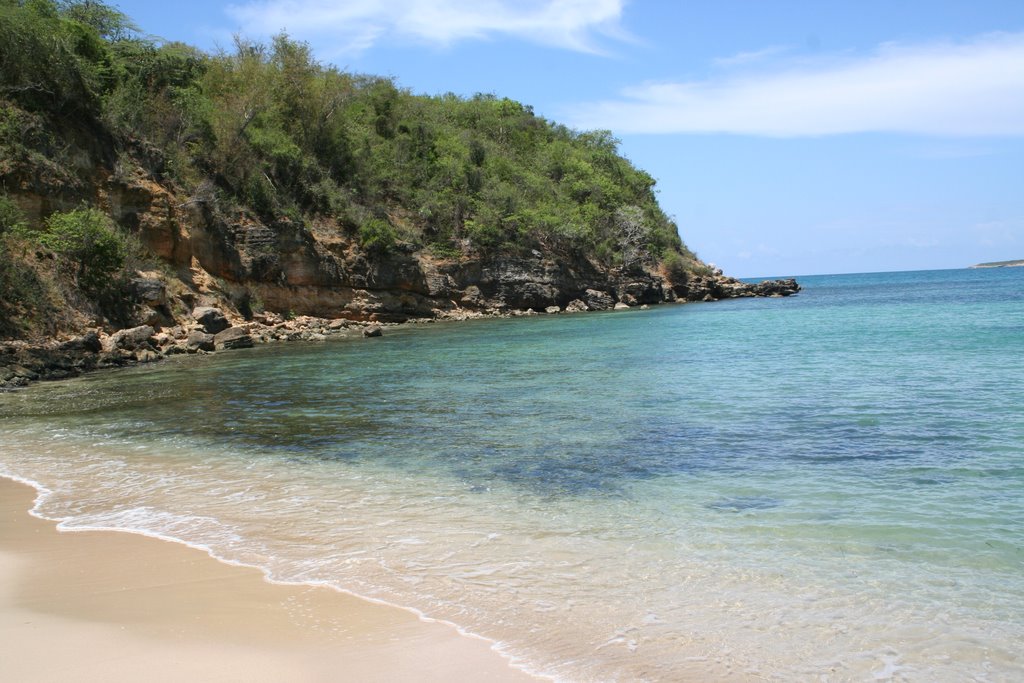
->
0, 477, 537, 682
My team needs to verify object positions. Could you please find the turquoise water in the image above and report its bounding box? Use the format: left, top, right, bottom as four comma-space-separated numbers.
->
1, 267, 1022, 681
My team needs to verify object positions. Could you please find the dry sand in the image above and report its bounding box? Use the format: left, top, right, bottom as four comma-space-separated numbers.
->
0, 477, 539, 682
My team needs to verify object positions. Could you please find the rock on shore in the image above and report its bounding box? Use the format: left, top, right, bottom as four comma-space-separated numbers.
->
0, 270, 800, 391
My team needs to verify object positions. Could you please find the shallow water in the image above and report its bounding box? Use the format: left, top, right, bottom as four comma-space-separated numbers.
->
2, 267, 1023, 681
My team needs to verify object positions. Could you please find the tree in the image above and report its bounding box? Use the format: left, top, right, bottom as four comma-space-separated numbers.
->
58, 0, 137, 41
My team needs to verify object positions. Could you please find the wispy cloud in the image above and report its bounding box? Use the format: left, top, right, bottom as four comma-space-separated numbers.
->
568, 32, 1024, 136
225, 0, 628, 54
712, 45, 791, 68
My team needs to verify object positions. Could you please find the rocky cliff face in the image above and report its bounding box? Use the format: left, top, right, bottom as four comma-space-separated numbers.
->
87, 168, 798, 327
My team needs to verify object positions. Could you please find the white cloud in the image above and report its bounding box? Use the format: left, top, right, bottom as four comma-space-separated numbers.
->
225, 0, 628, 54
568, 32, 1024, 136
712, 45, 791, 68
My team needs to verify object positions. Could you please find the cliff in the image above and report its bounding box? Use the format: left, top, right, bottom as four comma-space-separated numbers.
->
0, 1, 798, 388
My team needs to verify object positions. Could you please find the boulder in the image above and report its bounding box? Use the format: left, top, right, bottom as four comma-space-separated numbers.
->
460, 285, 484, 306
192, 306, 230, 334
108, 325, 155, 351
616, 280, 664, 305
131, 277, 167, 307
214, 326, 254, 350
186, 330, 215, 352
544, 305, 561, 314
583, 289, 615, 311
565, 299, 589, 313
58, 331, 102, 353
750, 278, 801, 297
362, 325, 383, 338
614, 302, 631, 310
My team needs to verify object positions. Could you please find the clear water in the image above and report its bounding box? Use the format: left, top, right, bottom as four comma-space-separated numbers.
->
2, 268, 1022, 681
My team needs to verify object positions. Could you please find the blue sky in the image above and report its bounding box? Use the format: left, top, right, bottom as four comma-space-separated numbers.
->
113, 1, 1024, 277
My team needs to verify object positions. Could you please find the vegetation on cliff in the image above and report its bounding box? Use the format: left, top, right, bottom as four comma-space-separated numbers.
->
0, 0, 722, 339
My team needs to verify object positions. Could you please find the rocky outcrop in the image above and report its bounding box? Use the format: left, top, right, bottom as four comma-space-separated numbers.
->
668, 269, 800, 302
0, 315, 386, 390
100, 174, 799, 323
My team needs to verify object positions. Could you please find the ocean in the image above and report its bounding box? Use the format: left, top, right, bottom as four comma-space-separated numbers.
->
1, 267, 1022, 681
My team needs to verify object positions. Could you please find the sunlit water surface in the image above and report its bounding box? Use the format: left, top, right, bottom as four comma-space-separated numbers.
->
2, 268, 1023, 681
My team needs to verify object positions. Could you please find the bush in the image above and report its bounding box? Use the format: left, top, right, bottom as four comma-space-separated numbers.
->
39, 207, 125, 295
661, 250, 689, 284
357, 217, 396, 252
0, 194, 26, 234
0, 232, 62, 338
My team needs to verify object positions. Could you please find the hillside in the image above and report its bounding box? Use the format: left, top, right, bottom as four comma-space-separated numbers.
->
0, 1, 797, 385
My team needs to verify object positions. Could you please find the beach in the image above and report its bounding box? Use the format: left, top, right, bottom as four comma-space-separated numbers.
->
0, 477, 535, 682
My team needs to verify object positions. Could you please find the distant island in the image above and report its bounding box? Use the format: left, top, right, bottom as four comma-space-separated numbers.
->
970, 259, 1024, 268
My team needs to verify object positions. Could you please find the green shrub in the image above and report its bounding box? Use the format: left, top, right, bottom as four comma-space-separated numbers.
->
358, 217, 396, 252
427, 240, 462, 260
0, 194, 26, 234
39, 207, 125, 295
661, 250, 689, 284
462, 218, 503, 251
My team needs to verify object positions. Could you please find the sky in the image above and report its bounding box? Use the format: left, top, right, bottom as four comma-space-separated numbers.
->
111, 0, 1024, 277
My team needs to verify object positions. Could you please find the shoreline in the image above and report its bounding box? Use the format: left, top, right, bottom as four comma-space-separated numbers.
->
0, 475, 542, 682
0, 275, 800, 392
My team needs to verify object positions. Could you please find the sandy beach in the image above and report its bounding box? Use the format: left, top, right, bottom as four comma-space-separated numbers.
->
0, 477, 536, 682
